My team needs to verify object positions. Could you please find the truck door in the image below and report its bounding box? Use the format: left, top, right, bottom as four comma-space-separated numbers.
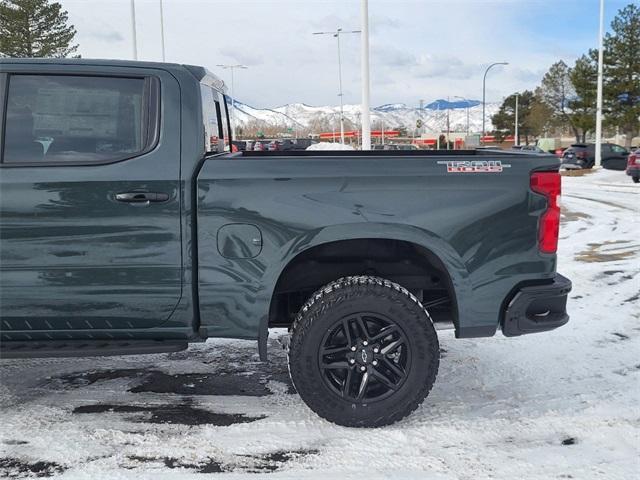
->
0, 66, 183, 339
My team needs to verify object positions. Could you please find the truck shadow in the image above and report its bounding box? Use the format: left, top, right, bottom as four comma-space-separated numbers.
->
54, 339, 296, 398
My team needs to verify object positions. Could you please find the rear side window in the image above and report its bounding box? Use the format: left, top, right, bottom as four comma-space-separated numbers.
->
611, 145, 627, 154
221, 95, 232, 150
200, 84, 223, 153
3, 75, 152, 164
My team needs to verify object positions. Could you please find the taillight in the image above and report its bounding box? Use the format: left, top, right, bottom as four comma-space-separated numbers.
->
530, 172, 561, 254
629, 154, 637, 166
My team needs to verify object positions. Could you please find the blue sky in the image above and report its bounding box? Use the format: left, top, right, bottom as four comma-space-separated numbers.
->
58, 0, 632, 108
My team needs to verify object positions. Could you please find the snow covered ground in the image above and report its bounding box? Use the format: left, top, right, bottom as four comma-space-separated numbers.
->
1, 169, 638, 479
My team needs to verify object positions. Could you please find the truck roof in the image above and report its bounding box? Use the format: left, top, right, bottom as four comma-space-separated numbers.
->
0, 57, 227, 92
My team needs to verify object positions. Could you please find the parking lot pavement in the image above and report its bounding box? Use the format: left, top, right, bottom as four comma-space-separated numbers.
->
1, 169, 638, 479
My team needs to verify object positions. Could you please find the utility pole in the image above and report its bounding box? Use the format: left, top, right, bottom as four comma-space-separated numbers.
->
159, 0, 166, 61
360, 0, 371, 150
313, 28, 360, 144
217, 64, 248, 140
514, 93, 519, 146
595, 0, 605, 167
482, 62, 508, 141
130, 0, 138, 60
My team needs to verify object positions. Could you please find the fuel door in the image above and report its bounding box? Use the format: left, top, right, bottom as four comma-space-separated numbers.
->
217, 224, 263, 259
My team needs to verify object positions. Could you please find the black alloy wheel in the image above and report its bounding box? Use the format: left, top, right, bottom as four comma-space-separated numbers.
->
318, 313, 410, 403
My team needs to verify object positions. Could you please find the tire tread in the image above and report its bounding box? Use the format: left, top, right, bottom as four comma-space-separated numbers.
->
288, 275, 440, 427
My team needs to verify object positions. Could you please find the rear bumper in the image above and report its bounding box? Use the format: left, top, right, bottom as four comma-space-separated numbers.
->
626, 166, 640, 176
502, 274, 572, 337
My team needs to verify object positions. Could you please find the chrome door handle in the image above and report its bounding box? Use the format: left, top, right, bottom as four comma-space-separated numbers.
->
114, 192, 170, 203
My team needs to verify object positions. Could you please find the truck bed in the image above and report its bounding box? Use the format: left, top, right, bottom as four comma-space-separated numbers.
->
196, 149, 560, 339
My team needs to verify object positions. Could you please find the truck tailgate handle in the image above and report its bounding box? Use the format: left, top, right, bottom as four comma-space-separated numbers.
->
115, 192, 170, 203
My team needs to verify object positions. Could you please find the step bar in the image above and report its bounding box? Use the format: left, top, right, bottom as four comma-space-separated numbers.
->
0, 339, 188, 359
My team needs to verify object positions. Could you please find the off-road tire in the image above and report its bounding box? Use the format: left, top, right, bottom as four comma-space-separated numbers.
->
288, 276, 440, 427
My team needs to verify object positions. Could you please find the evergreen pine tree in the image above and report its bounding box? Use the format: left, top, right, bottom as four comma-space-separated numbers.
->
603, 3, 640, 147
0, 0, 78, 58
569, 52, 598, 143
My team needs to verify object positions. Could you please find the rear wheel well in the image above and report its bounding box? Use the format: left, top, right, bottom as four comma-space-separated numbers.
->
269, 239, 457, 330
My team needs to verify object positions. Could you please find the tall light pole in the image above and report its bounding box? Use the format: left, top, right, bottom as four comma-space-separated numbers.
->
313, 28, 361, 144
595, 0, 605, 167
482, 62, 508, 141
360, 0, 371, 150
514, 93, 519, 146
159, 0, 166, 61
454, 96, 470, 136
130, 0, 138, 60
446, 96, 451, 150
217, 64, 248, 140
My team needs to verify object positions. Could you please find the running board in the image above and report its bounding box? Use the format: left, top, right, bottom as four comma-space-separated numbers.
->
0, 339, 188, 359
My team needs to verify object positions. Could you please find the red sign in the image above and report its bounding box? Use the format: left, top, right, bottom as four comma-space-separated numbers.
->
318, 130, 400, 140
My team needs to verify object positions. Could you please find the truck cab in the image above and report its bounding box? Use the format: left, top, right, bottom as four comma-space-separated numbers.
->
0, 59, 228, 350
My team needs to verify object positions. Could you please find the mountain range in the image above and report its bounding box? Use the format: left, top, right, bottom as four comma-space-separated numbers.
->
230, 99, 500, 134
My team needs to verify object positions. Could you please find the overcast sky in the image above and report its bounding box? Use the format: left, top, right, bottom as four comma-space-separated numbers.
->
58, 0, 629, 108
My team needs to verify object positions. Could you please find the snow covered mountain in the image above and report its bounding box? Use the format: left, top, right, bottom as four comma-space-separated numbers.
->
230, 99, 500, 134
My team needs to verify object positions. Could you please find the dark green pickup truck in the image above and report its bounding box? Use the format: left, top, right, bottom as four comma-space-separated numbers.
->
0, 59, 571, 427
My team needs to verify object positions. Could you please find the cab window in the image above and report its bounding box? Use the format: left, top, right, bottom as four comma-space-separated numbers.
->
3, 75, 151, 164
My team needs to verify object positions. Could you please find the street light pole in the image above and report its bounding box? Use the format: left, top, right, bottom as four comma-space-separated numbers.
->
130, 0, 138, 60
595, 0, 605, 167
217, 64, 248, 140
336, 31, 345, 144
514, 93, 519, 146
360, 0, 371, 150
313, 28, 361, 144
159, 0, 166, 61
482, 62, 508, 141
446, 96, 450, 150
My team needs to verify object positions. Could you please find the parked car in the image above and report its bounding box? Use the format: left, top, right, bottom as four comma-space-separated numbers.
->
279, 139, 295, 151
0, 58, 571, 428
561, 143, 630, 170
292, 138, 316, 150
374, 143, 419, 151
626, 149, 640, 183
232, 140, 249, 151
511, 145, 546, 154
252, 140, 267, 151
